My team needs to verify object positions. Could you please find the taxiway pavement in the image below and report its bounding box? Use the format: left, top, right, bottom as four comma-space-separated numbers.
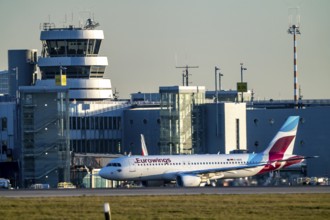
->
1, 186, 329, 198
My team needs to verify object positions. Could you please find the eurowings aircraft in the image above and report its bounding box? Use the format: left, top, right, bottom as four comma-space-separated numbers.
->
99, 116, 315, 187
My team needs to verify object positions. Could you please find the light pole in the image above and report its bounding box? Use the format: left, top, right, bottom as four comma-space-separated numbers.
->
288, 24, 301, 106
215, 66, 220, 103
240, 63, 247, 102
219, 71, 224, 92
214, 66, 220, 137
12, 67, 19, 102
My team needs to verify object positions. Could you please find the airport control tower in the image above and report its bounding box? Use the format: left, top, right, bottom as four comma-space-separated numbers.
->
17, 18, 126, 188
36, 18, 113, 100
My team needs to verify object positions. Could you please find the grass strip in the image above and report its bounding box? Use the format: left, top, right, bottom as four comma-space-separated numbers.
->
0, 194, 329, 219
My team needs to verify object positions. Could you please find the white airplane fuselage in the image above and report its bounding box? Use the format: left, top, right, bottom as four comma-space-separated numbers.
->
99, 153, 296, 182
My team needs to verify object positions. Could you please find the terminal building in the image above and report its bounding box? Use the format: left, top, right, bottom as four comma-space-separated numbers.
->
0, 18, 329, 188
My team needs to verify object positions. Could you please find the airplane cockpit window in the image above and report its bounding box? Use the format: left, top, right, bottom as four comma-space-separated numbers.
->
106, 163, 122, 167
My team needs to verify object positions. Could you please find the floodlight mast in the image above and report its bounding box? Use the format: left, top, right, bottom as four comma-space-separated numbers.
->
288, 24, 301, 106
214, 66, 220, 102
182, 70, 185, 86
240, 63, 247, 102
176, 65, 199, 86
219, 71, 224, 92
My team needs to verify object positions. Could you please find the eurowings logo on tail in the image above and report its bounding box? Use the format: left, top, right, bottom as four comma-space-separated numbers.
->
264, 116, 299, 161
257, 116, 301, 173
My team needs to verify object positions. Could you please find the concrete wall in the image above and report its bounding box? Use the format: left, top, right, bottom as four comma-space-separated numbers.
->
224, 103, 247, 153
203, 102, 246, 154
8, 49, 37, 97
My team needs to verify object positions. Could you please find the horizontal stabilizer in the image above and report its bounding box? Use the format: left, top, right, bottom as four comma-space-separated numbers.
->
269, 155, 319, 164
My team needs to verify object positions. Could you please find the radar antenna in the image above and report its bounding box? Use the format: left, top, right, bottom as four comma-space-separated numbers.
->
84, 18, 99, 29
176, 65, 199, 86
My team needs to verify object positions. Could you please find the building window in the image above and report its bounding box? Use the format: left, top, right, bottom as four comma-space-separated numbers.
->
300, 118, 305, 124
253, 118, 258, 125
1, 141, 7, 154
1, 117, 7, 131
70, 117, 76, 130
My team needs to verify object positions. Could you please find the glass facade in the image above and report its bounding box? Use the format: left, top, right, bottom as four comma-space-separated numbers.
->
41, 66, 105, 79
0, 72, 9, 94
159, 86, 205, 155
39, 35, 106, 79
69, 116, 122, 154
42, 39, 101, 57
20, 88, 70, 188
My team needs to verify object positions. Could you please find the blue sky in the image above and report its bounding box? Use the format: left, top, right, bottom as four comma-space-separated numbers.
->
0, 0, 329, 99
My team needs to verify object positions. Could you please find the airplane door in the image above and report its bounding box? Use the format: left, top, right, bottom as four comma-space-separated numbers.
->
129, 159, 136, 172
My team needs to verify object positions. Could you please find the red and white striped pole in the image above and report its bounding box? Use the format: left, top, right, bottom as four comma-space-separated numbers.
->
288, 24, 301, 106
293, 26, 298, 103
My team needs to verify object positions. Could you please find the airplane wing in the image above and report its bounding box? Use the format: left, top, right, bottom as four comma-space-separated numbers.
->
169, 163, 268, 187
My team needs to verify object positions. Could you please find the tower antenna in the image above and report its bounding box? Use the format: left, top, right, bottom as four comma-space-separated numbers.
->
176, 65, 199, 86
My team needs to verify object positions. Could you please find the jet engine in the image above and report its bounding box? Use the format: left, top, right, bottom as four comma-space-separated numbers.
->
176, 174, 201, 187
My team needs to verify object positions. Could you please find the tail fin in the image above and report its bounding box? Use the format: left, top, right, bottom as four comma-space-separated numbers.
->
141, 134, 148, 156
263, 116, 299, 160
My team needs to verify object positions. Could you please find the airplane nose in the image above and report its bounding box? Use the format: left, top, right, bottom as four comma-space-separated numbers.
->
99, 168, 108, 179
